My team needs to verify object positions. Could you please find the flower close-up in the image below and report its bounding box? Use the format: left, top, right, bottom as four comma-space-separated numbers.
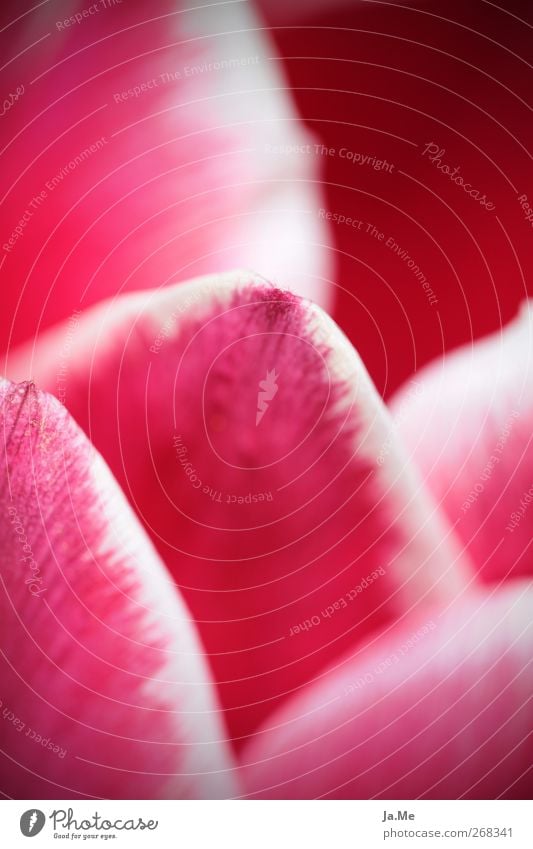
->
1, 0, 532, 804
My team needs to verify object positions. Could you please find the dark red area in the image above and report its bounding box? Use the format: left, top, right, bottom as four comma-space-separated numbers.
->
267, 0, 533, 397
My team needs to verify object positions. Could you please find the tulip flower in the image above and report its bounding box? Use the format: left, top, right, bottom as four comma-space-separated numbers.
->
1, 0, 531, 802
2, 275, 532, 798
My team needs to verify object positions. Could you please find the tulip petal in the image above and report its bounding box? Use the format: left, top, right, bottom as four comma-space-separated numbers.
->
0, 0, 330, 352
240, 583, 533, 799
7, 272, 472, 746
391, 301, 533, 584
0, 377, 238, 799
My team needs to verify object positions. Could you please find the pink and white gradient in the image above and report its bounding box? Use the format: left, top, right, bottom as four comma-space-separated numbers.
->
0, 0, 532, 801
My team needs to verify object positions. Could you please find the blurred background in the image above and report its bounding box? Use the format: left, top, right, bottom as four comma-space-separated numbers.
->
1, 0, 532, 397
264, 0, 533, 397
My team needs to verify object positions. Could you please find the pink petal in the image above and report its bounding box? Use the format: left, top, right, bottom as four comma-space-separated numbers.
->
391, 301, 533, 584
0, 377, 238, 799
240, 582, 533, 799
0, 0, 330, 352
7, 272, 472, 746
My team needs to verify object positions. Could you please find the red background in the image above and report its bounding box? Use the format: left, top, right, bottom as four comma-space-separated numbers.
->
2, 0, 532, 399
267, 0, 533, 397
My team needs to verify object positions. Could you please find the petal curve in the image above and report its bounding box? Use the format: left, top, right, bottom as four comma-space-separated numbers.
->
391, 301, 533, 584
0, 377, 237, 799
241, 583, 533, 799
0, 0, 330, 352
7, 272, 472, 746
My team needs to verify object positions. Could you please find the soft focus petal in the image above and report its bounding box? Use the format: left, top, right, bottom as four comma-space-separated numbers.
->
390, 301, 533, 584
241, 582, 533, 799
7, 271, 472, 745
0, 0, 330, 352
0, 377, 237, 799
